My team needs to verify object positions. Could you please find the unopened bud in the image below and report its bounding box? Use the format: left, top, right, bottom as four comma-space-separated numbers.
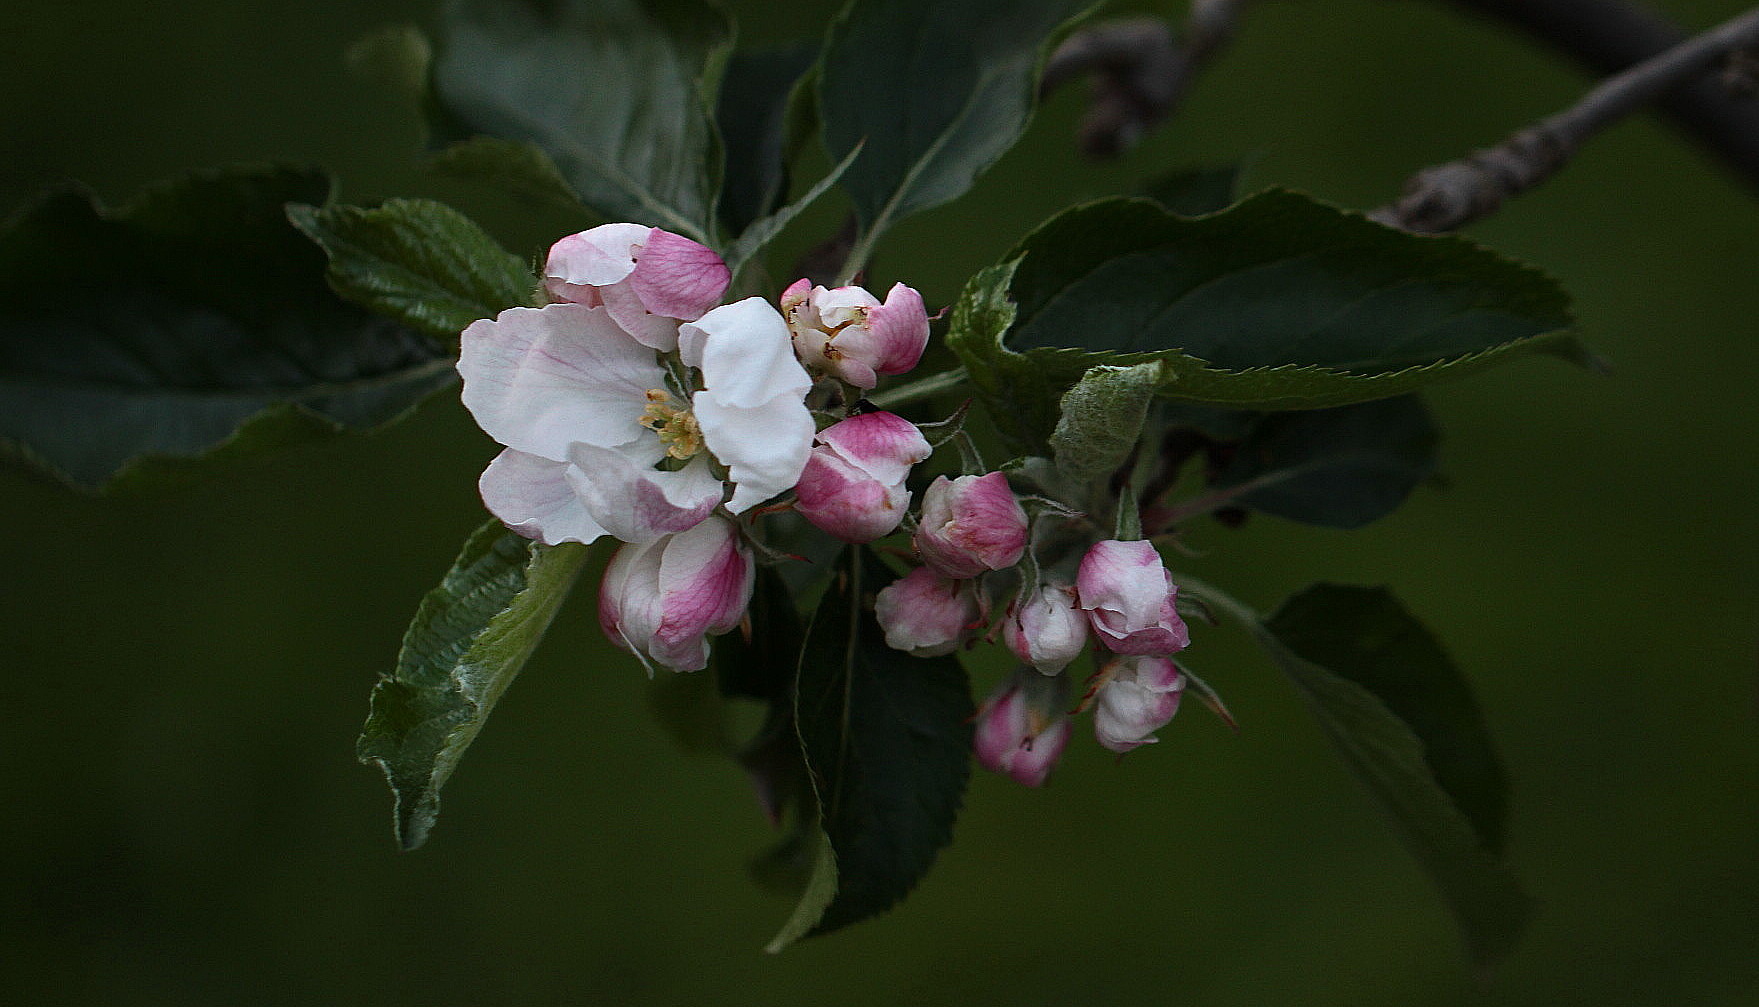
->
1092, 655, 1186, 753
1003, 580, 1089, 674
913, 472, 1029, 579
974, 669, 1072, 787
874, 565, 983, 657
793, 411, 931, 542
1076, 539, 1189, 656
597, 515, 754, 673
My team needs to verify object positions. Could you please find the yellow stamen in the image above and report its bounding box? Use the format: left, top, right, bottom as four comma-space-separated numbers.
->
640, 389, 704, 461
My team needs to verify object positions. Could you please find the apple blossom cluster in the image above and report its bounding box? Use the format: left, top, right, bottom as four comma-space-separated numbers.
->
456, 223, 1196, 786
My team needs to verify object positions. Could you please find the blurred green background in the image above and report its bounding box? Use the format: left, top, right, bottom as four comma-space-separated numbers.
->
3, 0, 1756, 1003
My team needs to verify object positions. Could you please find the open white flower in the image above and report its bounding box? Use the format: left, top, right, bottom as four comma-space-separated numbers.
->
459, 296, 813, 546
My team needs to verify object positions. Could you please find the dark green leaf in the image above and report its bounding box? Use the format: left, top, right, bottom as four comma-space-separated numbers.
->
1258, 584, 1528, 967
725, 144, 862, 274
821, 0, 1093, 260
770, 547, 974, 948
0, 166, 453, 490
427, 137, 589, 215
359, 521, 590, 850
715, 45, 818, 237
288, 198, 536, 342
433, 0, 732, 241
1141, 162, 1246, 217
1212, 396, 1439, 530
946, 191, 1586, 454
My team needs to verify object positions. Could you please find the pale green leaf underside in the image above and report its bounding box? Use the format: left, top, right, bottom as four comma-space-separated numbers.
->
359, 522, 590, 850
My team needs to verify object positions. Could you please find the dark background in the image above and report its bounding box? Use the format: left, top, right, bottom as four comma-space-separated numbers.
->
3, 0, 1755, 1003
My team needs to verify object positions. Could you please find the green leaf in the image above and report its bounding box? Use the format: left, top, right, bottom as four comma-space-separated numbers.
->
288, 198, 536, 342
433, 0, 732, 241
821, 0, 1093, 269
427, 137, 588, 215
0, 166, 454, 490
946, 191, 1586, 455
1050, 361, 1162, 488
769, 547, 974, 949
1141, 162, 1247, 217
1257, 584, 1528, 967
358, 521, 591, 850
715, 45, 818, 237
1211, 396, 1439, 530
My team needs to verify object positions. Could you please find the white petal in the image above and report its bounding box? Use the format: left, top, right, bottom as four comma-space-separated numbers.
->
678, 298, 811, 409
458, 304, 663, 461
478, 448, 609, 546
545, 223, 647, 287
696, 395, 815, 513
566, 443, 723, 543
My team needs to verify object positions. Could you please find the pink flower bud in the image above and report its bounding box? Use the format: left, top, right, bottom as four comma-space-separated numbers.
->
974, 670, 1072, 787
874, 565, 983, 657
1092, 656, 1186, 753
793, 412, 932, 542
1003, 580, 1090, 674
545, 224, 731, 349
913, 472, 1029, 579
782, 280, 930, 388
597, 514, 754, 673
1075, 540, 1190, 656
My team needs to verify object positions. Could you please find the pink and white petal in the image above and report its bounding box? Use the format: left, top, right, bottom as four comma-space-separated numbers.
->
818, 411, 931, 485
655, 516, 754, 640
543, 223, 647, 302
864, 283, 931, 374
626, 228, 730, 321
458, 304, 663, 461
478, 448, 609, 546
696, 390, 815, 513
679, 298, 812, 409
598, 280, 684, 351
566, 444, 723, 543
779, 277, 813, 314
814, 285, 881, 327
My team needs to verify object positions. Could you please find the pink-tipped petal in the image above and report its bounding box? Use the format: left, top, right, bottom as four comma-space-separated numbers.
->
566, 443, 722, 543
817, 411, 931, 486
853, 282, 930, 376
458, 304, 662, 462
627, 227, 730, 321
478, 448, 609, 546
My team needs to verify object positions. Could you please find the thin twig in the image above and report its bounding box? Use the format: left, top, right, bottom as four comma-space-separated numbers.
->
1442, 0, 1759, 189
1040, 1, 1248, 158
1372, 6, 1759, 233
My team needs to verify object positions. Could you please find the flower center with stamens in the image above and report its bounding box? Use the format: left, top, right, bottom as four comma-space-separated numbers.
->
641, 389, 704, 461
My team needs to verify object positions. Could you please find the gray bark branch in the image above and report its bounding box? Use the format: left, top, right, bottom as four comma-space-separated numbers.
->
1440, 0, 1759, 191
1373, 6, 1759, 233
